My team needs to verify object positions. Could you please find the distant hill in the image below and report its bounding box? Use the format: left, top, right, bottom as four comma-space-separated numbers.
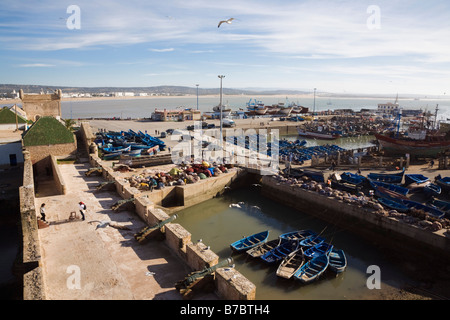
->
0, 84, 309, 96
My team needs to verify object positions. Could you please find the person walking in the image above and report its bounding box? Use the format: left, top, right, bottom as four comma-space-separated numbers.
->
79, 201, 87, 221
40, 203, 47, 223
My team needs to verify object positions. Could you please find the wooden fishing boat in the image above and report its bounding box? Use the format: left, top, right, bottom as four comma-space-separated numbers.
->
102, 145, 131, 154
404, 174, 429, 186
401, 199, 445, 219
435, 176, 450, 193
299, 235, 325, 247
246, 238, 281, 258
260, 240, 299, 264
128, 149, 142, 157
103, 151, 122, 160
374, 186, 409, 201
331, 180, 361, 193
340, 172, 365, 185
276, 248, 305, 279
367, 169, 404, 184
328, 248, 347, 273
301, 170, 325, 183
430, 199, 450, 218
304, 242, 333, 259
368, 179, 409, 195
230, 230, 269, 252
378, 197, 409, 213
423, 183, 441, 197
294, 254, 329, 283
279, 230, 316, 242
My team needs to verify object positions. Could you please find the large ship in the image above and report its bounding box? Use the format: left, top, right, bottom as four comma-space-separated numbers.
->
375, 106, 450, 157
246, 99, 267, 115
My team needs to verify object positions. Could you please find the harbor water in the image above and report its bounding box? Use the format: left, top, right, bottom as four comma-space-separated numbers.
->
175, 187, 425, 300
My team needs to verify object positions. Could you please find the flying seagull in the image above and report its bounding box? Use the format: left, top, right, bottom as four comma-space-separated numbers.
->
218, 18, 234, 28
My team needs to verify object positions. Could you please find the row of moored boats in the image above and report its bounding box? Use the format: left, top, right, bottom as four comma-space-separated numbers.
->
230, 229, 347, 284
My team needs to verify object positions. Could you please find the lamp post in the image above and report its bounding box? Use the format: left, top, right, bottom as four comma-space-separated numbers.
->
313, 88, 317, 117
218, 75, 225, 138
196, 84, 199, 110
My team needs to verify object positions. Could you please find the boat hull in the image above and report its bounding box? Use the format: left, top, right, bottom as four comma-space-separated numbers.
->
230, 230, 269, 252
375, 133, 450, 157
297, 129, 340, 140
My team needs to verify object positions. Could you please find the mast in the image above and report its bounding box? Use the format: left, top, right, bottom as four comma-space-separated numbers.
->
434, 104, 439, 130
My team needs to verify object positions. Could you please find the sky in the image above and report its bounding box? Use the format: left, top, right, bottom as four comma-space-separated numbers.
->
1, 0, 450, 96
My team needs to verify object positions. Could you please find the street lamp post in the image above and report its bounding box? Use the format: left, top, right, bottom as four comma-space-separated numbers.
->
218, 75, 225, 138
196, 84, 199, 110
313, 88, 317, 116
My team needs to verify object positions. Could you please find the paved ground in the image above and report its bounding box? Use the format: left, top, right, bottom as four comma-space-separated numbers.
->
36, 161, 203, 300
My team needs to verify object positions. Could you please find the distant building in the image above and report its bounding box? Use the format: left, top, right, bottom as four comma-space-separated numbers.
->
19, 89, 62, 122
151, 108, 201, 121
377, 102, 399, 115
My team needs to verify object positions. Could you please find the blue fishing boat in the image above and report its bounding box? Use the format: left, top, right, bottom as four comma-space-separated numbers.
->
331, 180, 361, 193
404, 174, 429, 186
434, 175, 450, 194
279, 230, 316, 242
401, 200, 445, 219
367, 169, 404, 184
378, 197, 409, 213
128, 149, 142, 157
368, 179, 409, 195
260, 240, 299, 263
430, 199, 450, 218
246, 238, 282, 258
294, 254, 329, 283
103, 151, 122, 160
276, 248, 305, 279
299, 235, 325, 247
102, 145, 131, 154
374, 186, 408, 201
230, 230, 269, 252
302, 170, 324, 183
328, 248, 347, 273
304, 242, 333, 259
423, 183, 441, 197
340, 172, 365, 185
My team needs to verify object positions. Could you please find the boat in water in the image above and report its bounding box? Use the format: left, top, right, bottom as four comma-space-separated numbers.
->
230, 230, 269, 252
375, 106, 450, 157
297, 127, 341, 140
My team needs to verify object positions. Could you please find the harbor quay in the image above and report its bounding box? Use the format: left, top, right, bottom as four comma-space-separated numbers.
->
19, 117, 450, 300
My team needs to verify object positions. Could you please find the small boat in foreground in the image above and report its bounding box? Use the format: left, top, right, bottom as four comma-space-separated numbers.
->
230, 230, 269, 252
401, 200, 445, 219
279, 230, 316, 242
405, 174, 429, 186
423, 183, 441, 197
102, 145, 131, 154
304, 242, 333, 259
368, 179, 409, 195
260, 240, 299, 264
246, 238, 281, 258
328, 248, 347, 273
367, 169, 405, 184
299, 235, 325, 247
378, 197, 409, 213
340, 172, 365, 185
294, 254, 329, 283
276, 248, 305, 279
435, 176, 450, 194
103, 151, 122, 160
374, 186, 409, 201
430, 199, 450, 218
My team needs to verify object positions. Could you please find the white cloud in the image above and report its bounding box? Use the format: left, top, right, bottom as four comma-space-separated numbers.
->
18, 63, 55, 67
148, 48, 174, 52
